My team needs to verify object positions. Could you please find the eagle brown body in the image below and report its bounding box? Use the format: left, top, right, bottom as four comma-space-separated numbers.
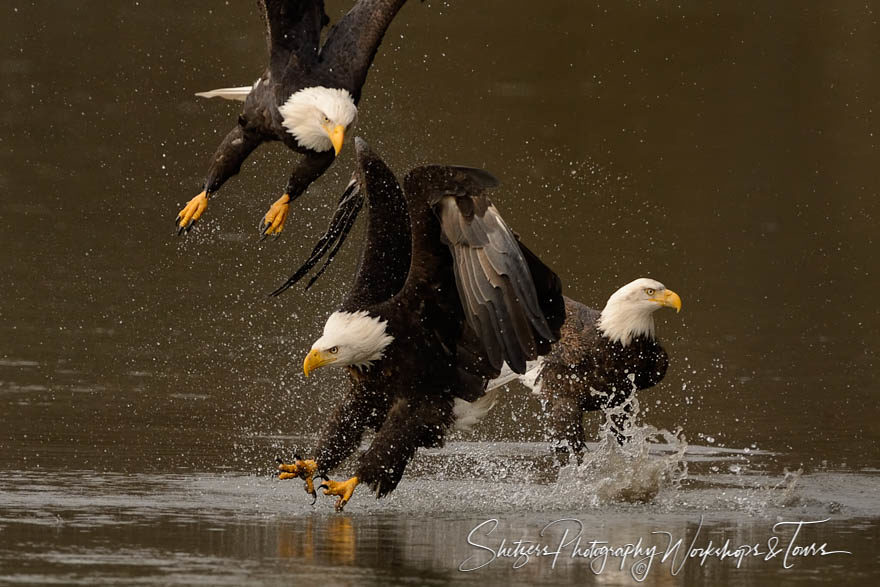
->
289, 140, 565, 504
537, 296, 671, 454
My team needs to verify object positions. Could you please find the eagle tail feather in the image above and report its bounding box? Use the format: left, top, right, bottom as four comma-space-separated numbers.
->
486, 358, 544, 394
195, 86, 253, 101
452, 388, 500, 432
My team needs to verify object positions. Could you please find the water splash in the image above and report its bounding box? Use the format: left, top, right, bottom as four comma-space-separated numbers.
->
771, 467, 803, 507
556, 394, 688, 506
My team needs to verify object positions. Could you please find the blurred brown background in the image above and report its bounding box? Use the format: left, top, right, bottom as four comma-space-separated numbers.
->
1, 1, 877, 471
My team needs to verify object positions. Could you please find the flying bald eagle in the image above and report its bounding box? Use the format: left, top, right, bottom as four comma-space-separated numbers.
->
277, 139, 565, 510
496, 281, 681, 456
175, 0, 412, 237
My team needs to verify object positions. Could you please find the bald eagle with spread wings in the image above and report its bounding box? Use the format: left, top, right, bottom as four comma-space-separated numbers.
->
272, 141, 683, 474
277, 139, 565, 510
175, 0, 412, 237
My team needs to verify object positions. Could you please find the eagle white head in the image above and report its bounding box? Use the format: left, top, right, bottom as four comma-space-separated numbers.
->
302, 311, 394, 376
597, 278, 682, 347
279, 86, 358, 155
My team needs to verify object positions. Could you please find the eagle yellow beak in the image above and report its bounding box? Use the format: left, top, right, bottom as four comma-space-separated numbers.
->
651, 289, 682, 313
303, 348, 336, 377
328, 124, 345, 156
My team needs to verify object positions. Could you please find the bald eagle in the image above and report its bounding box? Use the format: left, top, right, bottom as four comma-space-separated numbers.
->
499, 282, 681, 455
277, 139, 565, 510
175, 0, 412, 237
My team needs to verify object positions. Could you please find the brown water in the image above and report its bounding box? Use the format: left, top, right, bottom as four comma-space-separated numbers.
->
1, 1, 878, 584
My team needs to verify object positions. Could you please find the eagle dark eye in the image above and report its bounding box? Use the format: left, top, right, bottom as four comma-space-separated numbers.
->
322, 115, 330, 123
328, 346, 339, 354
645, 288, 655, 296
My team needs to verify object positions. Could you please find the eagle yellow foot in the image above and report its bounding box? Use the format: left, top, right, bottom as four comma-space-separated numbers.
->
320, 476, 359, 512
260, 193, 290, 238
276, 457, 318, 503
176, 191, 208, 234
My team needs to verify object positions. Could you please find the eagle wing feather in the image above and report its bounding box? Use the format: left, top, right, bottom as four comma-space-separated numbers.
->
423, 168, 559, 374
318, 0, 409, 100
259, 1, 328, 80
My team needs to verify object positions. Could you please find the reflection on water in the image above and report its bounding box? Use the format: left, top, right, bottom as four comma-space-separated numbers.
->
0, 456, 877, 585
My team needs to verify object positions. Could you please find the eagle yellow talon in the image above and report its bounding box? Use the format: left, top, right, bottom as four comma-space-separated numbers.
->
304, 474, 316, 498
320, 476, 359, 512
261, 193, 291, 237
277, 458, 318, 500
176, 191, 208, 233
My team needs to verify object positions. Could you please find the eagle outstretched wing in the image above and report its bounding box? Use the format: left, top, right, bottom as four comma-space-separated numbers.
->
407, 165, 563, 374
270, 138, 411, 300
258, 0, 328, 79
319, 0, 409, 100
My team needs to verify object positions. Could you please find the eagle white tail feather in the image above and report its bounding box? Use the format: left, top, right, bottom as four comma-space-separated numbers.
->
485, 365, 519, 390
195, 86, 253, 101
453, 388, 501, 432
519, 358, 545, 396
486, 358, 544, 391
453, 358, 545, 432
